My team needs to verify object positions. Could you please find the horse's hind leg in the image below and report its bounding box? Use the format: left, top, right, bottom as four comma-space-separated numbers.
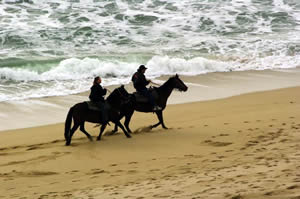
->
124, 111, 134, 133
66, 123, 79, 146
80, 122, 93, 141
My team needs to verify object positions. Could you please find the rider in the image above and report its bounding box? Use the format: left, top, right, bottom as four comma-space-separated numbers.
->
132, 65, 162, 111
89, 76, 108, 124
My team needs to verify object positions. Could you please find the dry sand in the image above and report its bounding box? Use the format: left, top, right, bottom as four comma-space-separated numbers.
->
0, 86, 300, 199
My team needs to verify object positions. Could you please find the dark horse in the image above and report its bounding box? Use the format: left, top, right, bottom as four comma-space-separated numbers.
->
113, 74, 188, 133
64, 85, 131, 146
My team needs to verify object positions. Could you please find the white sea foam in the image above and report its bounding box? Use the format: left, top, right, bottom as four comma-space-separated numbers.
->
0, 0, 300, 101
0, 54, 299, 101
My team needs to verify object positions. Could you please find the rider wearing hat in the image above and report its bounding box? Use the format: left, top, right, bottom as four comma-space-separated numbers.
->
132, 65, 162, 111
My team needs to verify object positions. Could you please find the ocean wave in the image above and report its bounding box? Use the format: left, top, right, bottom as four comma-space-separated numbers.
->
1, 55, 300, 82
0, 54, 299, 102
0, 0, 300, 101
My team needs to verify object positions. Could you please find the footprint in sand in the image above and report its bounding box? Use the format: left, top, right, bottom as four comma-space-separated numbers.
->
287, 185, 299, 190
128, 161, 138, 165
219, 133, 229, 136
92, 170, 105, 174
115, 170, 124, 173
26, 146, 41, 151
128, 170, 138, 174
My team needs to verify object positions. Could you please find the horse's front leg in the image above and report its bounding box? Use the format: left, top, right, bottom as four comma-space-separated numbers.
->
154, 110, 168, 129
115, 121, 131, 138
97, 124, 107, 141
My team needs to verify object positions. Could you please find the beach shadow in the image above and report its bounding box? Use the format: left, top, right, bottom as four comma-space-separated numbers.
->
133, 126, 152, 134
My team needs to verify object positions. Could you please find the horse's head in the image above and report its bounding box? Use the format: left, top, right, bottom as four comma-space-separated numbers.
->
170, 74, 188, 92
106, 85, 130, 108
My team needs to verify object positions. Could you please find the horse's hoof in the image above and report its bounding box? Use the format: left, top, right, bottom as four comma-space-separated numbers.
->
65, 142, 70, 146
97, 137, 101, 141
126, 135, 132, 138
88, 137, 93, 141
163, 127, 168, 129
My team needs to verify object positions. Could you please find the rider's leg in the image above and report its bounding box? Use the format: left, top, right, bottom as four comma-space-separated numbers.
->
139, 88, 155, 108
102, 103, 109, 124
94, 101, 108, 124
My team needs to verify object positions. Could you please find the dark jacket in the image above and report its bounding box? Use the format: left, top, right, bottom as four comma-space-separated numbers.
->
132, 71, 150, 91
89, 84, 107, 102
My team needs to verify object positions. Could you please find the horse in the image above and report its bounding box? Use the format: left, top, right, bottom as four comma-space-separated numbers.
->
64, 85, 131, 146
113, 74, 188, 133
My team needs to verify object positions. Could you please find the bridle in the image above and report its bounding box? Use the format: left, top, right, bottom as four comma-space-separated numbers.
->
174, 77, 187, 92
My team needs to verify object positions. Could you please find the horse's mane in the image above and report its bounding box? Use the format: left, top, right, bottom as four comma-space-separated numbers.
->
106, 88, 118, 104
159, 76, 176, 89
106, 86, 128, 105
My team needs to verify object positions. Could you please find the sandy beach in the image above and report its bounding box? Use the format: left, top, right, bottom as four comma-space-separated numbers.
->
1, 83, 300, 198
1, 1, 300, 198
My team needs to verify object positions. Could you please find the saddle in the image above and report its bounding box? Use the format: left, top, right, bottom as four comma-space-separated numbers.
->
133, 87, 158, 103
86, 101, 110, 111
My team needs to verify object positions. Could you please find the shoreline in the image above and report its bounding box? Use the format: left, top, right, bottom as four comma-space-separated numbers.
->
1, 68, 300, 131
0, 86, 299, 198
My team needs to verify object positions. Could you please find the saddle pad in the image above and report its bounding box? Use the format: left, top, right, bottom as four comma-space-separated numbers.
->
134, 89, 158, 103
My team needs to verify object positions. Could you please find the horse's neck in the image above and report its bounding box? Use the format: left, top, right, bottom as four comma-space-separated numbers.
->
106, 94, 119, 108
158, 80, 174, 102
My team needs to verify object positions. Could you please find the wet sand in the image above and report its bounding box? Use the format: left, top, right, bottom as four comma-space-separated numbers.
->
1, 68, 300, 131
0, 85, 300, 198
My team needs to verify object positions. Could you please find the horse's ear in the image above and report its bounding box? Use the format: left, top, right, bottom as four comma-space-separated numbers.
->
121, 85, 124, 88
175, 74, 179, 78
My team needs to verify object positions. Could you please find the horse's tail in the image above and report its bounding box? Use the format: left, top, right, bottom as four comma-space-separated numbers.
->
64, 106, 74, 142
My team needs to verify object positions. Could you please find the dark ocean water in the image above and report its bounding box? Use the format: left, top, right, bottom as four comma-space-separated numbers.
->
0, 0, 299, 101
